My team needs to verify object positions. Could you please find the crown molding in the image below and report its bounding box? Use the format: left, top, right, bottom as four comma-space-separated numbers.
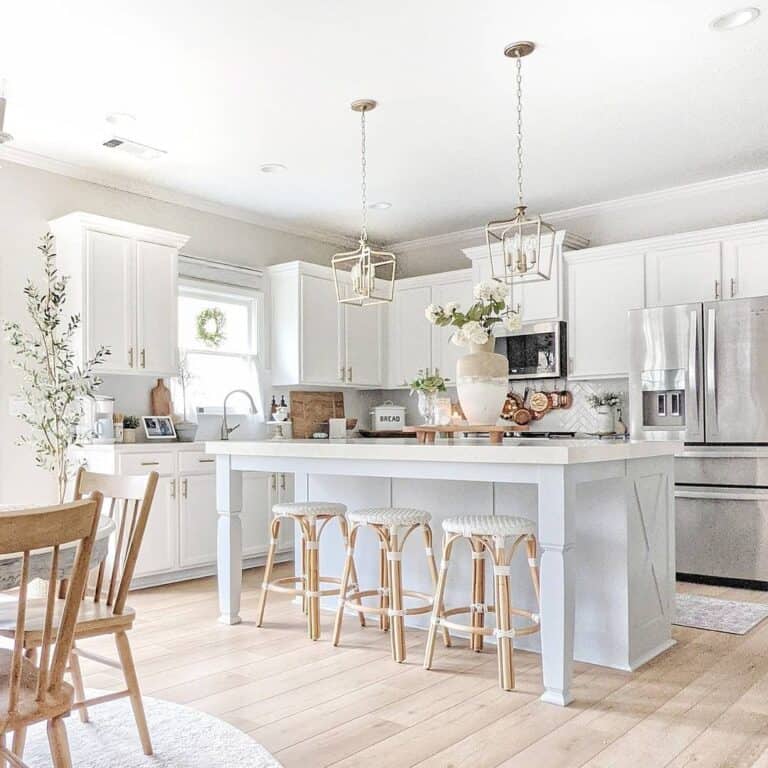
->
0, 145, 358, 249
389, 167, 768, 252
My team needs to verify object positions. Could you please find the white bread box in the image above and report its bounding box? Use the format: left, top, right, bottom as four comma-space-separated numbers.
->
370, 401, 406, 432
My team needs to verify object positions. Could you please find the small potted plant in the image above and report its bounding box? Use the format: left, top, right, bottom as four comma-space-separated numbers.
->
123, 415, 141, 443
408, 369, 448, 425
587, 392, 623, 435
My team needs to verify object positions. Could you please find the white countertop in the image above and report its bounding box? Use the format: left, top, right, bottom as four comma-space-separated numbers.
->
74, 441, 204, 453
205, 437, 682, 465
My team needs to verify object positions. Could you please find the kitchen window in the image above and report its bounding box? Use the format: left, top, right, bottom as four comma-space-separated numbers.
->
177, 279, 263, 414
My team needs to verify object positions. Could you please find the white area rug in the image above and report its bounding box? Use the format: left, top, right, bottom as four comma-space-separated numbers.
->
675, 593, 768, 634
23, 694, 282, 767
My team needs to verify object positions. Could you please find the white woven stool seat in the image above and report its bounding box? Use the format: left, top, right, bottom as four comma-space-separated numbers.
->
272, 501, 346, 518
442, 515, 535, 538
348, 507, 431, 526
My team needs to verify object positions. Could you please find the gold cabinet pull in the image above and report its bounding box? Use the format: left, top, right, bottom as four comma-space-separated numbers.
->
730, 277, 736, 298
181, 478, 188, 499
170, 479, 176, 499
280, 473, 286, 492
347, 366, 352, 382
198, 458, 215, 463
140, 348, 146, 368
128, 347, 134, 368
339, 366, 345, 382
140, 461, 159, 466
714, 280, 721, 300
271, 473, 277, 492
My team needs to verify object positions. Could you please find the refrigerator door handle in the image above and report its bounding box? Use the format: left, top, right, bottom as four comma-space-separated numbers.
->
706, 307, 718, 434
675, 489, 768, 503
687, 310, 701, 438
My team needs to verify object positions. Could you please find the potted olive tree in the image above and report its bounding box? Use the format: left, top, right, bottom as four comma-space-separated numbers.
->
4, 233, 110, 502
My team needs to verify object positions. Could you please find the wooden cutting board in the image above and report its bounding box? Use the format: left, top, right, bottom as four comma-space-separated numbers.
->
290, 391, 345, 439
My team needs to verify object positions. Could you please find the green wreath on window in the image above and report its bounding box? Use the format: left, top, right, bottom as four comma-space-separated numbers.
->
195, 307, 227, 348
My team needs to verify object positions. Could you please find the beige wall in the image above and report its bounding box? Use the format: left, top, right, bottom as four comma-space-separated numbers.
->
0, 160, 339, 502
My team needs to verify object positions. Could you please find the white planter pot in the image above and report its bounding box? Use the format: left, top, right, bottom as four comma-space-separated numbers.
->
596, 406, 614, 435
456, 340, 509, 425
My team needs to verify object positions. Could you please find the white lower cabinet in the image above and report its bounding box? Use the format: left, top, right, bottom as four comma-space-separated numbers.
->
178, 473, 218, 568
133, 475, 178, 579
80, 446, 293, 587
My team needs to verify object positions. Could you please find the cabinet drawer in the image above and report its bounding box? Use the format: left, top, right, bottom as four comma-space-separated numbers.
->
119, 452, 175, 476
676, 456, 768, 487
178, 451, 217, 474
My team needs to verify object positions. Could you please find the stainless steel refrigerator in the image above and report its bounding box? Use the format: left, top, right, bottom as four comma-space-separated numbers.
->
628, 296, 768, 586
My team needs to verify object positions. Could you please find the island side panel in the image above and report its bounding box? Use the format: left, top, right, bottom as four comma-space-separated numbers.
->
626, 454, 676, 668
215, 454, 244, 625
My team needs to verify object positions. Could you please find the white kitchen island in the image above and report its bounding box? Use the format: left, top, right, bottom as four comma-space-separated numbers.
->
206, 437, 681, 706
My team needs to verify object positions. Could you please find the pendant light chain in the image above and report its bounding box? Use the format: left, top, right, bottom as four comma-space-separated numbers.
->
515, 52, 524, 210
360, 107, 368, 244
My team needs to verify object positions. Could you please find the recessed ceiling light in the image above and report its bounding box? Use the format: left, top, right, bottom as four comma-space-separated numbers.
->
368, 201, 392, 210
710, 7, 760, 30
260, 163, 287, 174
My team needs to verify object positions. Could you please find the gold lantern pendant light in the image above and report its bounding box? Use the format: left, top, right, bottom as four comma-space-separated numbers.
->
486, 42, 555, 285
332, 99, 397, 306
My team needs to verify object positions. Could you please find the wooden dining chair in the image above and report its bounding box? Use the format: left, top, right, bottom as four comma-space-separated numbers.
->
0, 469, 158, 758
0, 496, 102, 768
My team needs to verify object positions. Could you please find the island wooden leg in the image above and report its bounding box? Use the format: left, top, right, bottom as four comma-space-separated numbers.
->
216, 455, 243, 625
537, 466, 576, 706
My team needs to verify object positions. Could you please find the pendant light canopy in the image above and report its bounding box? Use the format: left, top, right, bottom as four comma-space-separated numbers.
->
332, 99, 396, 307
486, 42, 555, 285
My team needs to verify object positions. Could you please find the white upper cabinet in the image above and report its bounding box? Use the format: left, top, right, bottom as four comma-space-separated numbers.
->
386, 271, 472, 388
300, 272, 343, 385
49, 212, 189, 376
722, 234, 768, 299
344, 302, 383, 386
388, 284, 433, 387
85, 230, 135, 372
430, 276, 474, 382
269, 261, 383, 388
567, 250, 645, 379
136, 240, 179, 374
645, 242, 722, 307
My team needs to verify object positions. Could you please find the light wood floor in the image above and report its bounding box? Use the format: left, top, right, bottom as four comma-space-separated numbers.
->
77, 562, 768, 767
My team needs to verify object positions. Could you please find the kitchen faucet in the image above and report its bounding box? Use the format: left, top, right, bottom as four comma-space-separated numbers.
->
221, 389, 258, 440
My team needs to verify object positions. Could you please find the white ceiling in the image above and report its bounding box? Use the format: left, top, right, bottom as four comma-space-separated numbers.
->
2, 1, 767, 243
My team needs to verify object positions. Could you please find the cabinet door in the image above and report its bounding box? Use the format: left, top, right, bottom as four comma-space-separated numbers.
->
646, 242, 722, 307
277, 473, 294, 550
431, 278, 473, 383
344, 303, 383, 386
133, 475, 177, 578
511, 253, 561, 324
178, 474, 218, 568
723, 235, 768, 299
242, 472, 273, 557
390, 285, 433, 387
568, 253, 645, 378
300, 274, 343, 385
85, 230, 135, 373
136, 240, 178, 374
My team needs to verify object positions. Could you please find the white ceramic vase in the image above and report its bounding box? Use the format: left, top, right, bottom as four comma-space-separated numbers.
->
456, 339, 509, 425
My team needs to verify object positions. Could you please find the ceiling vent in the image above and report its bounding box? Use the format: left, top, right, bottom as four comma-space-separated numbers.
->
103, 136, 166, 160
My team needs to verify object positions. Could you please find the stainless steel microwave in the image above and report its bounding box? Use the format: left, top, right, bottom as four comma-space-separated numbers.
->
493, 321, 567, 380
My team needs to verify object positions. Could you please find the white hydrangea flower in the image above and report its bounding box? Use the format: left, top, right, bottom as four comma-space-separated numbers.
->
503, 312, 522, 332
443, 301, 460, 315
451, 327, 468, 346
424, 303, 442, 324
473, 281, 494, 302
462, 320, 490, 346
489, 280, 508, 303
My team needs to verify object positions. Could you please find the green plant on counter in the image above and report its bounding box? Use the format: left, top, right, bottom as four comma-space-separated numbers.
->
4, 233, 110, 503
123, 415, 141, 429
408, 369, 448, 396
587, 392, 623, 409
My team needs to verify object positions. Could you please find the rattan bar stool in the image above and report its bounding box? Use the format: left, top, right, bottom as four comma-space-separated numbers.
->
333, 508, 450, 662
257, 501, 363, 640
424, 515, 541, 690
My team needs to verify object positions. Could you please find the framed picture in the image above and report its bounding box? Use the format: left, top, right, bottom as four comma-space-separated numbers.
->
142, 415, 177, 440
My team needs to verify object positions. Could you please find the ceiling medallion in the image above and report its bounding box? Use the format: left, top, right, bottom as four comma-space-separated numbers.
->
485, 42, 555, 286
332, 99, 397, 307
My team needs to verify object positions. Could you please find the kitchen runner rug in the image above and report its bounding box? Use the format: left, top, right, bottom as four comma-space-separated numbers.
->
24, 693, 282, 768
675, 592, 768, 634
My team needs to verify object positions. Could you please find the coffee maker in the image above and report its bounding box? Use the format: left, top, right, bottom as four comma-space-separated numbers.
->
81, 395, 116, 444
